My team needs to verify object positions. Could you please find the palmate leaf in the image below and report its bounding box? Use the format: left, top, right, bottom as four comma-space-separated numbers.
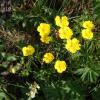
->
75, 67, 99, 83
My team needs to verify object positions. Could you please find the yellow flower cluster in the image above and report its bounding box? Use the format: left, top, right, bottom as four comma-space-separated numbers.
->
22, 17, 95, 74
37, 23, 52, 44
82, 21, 94, 40
55, 16, 73, 40
22, 45, 35, 56
65, 38, 81, 53
43, 53, 67, 73
55, 16, 80, 53
54, 60, 67, 73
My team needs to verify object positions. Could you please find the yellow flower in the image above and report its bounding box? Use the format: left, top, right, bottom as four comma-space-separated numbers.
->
54, 60, 67, 73
37, 23, 50, 37
83, 21, 94, 30
40, 36, 52, 44
55, 16, 69, 28
59, 27, 73, 39
82, 29, 93, 40
65, 38, 81, 53
22, 45, 35, 56
43, 53, 54, 63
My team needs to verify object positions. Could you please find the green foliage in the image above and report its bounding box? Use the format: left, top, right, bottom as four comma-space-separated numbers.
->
75, 67, 99, 83
0, 0, 100, 100
93, 0, 100, 24
0, 90, 7, 100
92, 83, 100, 100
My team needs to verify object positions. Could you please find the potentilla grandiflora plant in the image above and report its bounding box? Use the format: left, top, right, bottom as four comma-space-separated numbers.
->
22, 15, 94, 73
20, 15, 97, 99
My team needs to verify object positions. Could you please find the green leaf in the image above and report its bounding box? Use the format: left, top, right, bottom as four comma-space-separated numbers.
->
75, 67, 99, 83
0, 91, 7, 100
7, 55, 17, 61
93, 0, 100, 24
